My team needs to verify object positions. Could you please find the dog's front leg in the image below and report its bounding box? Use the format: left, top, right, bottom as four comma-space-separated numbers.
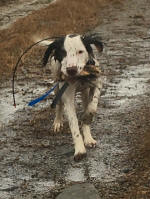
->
53, 85, 64, 132
81, 88, 97, 148
82, 77, 103, 147
61, 82, 86, 161
53, 101, 63, 132
84, 77, 102, 122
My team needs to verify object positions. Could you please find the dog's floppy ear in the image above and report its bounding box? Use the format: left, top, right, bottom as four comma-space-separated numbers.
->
42, 41, 56, 66
82, 34, 103, 54
42, 37, 64, 66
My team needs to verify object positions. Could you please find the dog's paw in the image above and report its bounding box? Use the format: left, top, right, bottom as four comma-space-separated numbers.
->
84, 137, 97, 148
82, 103, 97, 124
74, 144, 87, 161
74, 152, 87, 162
53, 120, 63, 133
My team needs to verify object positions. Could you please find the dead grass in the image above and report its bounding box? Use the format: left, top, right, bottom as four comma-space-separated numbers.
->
0, 0, 122, 79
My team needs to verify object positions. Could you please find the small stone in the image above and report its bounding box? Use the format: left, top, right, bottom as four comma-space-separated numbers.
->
122, 168, 130, 174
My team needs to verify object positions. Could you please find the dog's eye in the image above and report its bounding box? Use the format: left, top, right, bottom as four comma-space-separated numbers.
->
78, 50, 83, 54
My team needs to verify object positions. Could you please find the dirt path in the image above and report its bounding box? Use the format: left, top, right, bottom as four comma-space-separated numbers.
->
0, 0, 150, 199
0, 0, 52, 30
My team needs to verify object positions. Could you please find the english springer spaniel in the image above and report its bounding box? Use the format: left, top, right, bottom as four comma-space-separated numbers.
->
42, 34, 103, 161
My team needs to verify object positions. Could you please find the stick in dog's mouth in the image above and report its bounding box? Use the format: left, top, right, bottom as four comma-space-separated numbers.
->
59, 65, 102, 81
80, 65, 102, 76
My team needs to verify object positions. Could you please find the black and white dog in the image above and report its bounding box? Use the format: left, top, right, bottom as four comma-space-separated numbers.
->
42, 34, 103, 161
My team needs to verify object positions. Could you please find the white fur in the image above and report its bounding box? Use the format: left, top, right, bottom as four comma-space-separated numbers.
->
56, 77, 102, 160
82, 124, 97, 147
60, 82, 86, 157
53, 100, 63, 132
32, 36, 54, 46
38, 34, 103, 160
61, 35, 89, 76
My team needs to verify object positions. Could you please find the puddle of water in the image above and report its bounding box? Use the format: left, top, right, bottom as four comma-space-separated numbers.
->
89, 160, 121, 182
118, 64, 150, 96
0, 177, 18, 199
88, 140, 124, 183
0, 89, 24, 125
0, 81, 54, 126
65, 167, 86, 182
0, 177, 15, 190
0, 177, 55, 198
105, 64, 150, 109
0, 192, 11, 199
32, 180, 55, 192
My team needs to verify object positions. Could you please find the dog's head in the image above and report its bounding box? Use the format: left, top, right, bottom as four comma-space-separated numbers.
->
43, 34, 103, 77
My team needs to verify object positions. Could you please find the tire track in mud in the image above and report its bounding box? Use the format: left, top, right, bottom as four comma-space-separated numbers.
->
0, 0, 150, 198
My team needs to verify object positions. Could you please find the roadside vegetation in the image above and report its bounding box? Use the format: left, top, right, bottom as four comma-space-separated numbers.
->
0, 0, 122, 79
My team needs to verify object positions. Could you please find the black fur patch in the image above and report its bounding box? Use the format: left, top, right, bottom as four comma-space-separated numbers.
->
82, 34, 103, 56
68, 34, 78, 38
54, 48, 67, 62
42, 37, 65, 66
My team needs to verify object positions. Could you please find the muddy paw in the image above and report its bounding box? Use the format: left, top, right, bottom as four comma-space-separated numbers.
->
84, 139, 97, 148
74, 152, 87, 162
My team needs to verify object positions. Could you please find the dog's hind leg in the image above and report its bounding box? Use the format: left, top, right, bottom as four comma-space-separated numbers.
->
61, 82, 86, 161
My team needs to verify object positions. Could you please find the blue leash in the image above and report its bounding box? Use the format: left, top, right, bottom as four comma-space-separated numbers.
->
28, 82, 58, 107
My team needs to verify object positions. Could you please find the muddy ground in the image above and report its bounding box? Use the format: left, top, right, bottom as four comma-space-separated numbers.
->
0, 0, 150, 198
0, 0, 52, 30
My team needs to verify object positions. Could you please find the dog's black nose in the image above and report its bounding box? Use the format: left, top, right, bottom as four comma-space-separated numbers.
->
66, 66, 77, 76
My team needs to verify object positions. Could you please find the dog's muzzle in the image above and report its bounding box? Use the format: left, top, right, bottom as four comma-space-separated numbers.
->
66, 66, 77, 76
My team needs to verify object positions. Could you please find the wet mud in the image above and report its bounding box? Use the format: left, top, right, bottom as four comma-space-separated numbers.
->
0, 0, 52, 30
0, 0, 150, 198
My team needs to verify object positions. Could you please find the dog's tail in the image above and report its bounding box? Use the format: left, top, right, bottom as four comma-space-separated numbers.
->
32, 36, 54, 46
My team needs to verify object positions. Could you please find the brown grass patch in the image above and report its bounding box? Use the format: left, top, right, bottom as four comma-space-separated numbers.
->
0, 0, 122, 79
